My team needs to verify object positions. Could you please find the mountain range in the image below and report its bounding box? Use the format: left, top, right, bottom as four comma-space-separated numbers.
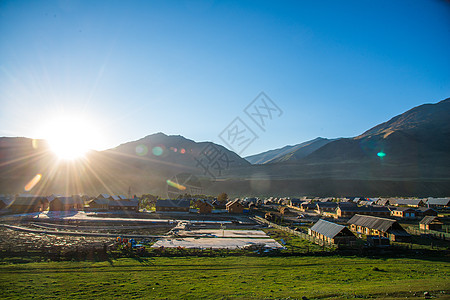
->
1, 98, 449, 197
244, 137, 337, 164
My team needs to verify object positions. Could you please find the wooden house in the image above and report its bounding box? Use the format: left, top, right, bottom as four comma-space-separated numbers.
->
336, 205, 390, 218
196, 199, 213, 214
419, 216, 443, 231
108, 199, 139, 212
9, 195, 48, 213
226, 199, 244, 214
308, 219, 356, 245
416, 207, 438, 217
315, 202, 338, 214
347, 214, 411, 242
87, 198, 109, 211
155, 199, 190, 212
49, 196, 83, 211
390, 199, 426, 207
377, 198, 394, 206
390, 207, 417, 219
212, 200, 226, 209
289, 198, 303, 207
426, 198, 450, 208
300, 202, 316, 212
0, 196, 12, 210
96, 193, 111, 200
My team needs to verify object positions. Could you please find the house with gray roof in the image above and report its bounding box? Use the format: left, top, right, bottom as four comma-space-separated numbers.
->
336, 205, 390, 218
156, 199, 190, 212
315, 202, 338, 214
309, 219, 356, 245
419, 216, 443, 231
426, 198, 450, 208
48, 196, 83, 211
391, 198, 426, 207
348, 214, 411, 242
9, 195, 48, 213
109, 199, 139, 212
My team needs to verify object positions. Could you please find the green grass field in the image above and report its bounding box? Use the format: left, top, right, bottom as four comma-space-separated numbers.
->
1, 256, 449, 299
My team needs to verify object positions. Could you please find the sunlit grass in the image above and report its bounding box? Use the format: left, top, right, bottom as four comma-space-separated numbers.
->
0, 256, 449, 299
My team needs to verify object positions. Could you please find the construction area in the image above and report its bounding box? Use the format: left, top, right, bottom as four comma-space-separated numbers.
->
0, 210, 284, 260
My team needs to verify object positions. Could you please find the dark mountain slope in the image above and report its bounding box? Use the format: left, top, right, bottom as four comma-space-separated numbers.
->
245, 137, 336, 164
0, 133, 249, 196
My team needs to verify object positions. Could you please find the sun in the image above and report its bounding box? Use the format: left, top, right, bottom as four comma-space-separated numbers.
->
40, 116, 101, 160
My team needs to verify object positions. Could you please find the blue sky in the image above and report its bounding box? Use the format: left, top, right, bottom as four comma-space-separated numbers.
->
1, 0, 449, 156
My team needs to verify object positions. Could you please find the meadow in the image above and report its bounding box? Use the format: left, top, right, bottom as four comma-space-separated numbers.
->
0, 255, 449, 299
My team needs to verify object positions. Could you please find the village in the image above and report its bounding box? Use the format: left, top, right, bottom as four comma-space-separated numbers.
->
0, 193, 449, 258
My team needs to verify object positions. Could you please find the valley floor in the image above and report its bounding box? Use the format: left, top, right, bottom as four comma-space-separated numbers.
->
0, 256, 449, 299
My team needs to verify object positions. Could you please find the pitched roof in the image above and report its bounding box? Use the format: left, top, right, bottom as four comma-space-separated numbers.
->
358, 201, 374, 206
290, 198, 303, 203
419, 216, 442, 225
347, 214, 397, 232
338, 205, 390, 213
156, 199, 190, 208
391, 207, 416, 212
416, 207, 437, 213
109, 199, 139, 207
226, 199, 242, 208
0, 197, 12, 206
52, 197, 83, 205
89, 198, 110, 205
427, 198, 450, 206
310, 219, 352, 239
196, 199, 213, 207
47, 194, 64, 202
391, 199, 424, 206
377, 199, 392, 206
11, 195, 48, 206
316, 202, 338, 208
337, 202, 357, 207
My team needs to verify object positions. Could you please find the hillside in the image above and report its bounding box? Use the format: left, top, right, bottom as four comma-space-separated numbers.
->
245, 137, 336, 164
217, 98, 450, 196
0, 133, 249, 196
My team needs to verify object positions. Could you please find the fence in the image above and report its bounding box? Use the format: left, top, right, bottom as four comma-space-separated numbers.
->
406, 226, 450, 240
253, 216, 336, 249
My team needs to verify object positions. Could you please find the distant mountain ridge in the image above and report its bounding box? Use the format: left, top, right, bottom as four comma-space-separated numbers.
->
0, 133, 249, 196
0, 97, 449, 197
245, 137, 337, 164
304, 98, 450, 165
106, 132, 250, 170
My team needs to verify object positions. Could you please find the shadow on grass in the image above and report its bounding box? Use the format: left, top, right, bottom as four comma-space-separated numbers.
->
131, 255, 154, 266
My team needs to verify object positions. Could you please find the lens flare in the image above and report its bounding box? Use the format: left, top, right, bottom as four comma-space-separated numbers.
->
180, 148, 186, 154
166, 179, 186, 191
152, 146, 164, 156
377, 151, 386, 158
32, 139, 39, 149
135, 145, 148, 156
24, 174, 42, 191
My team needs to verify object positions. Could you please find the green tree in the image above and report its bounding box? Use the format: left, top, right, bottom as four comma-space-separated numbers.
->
217, 192, 228, 202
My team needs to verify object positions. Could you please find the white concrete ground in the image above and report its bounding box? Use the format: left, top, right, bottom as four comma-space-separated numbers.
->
152, 237, 283, 249
153, 229, 283, 249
